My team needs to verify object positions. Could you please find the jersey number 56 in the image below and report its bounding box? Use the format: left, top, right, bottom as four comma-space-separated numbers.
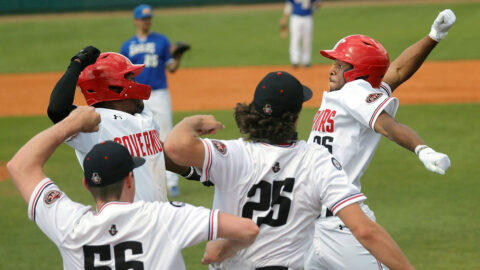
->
83, 241, 143, 269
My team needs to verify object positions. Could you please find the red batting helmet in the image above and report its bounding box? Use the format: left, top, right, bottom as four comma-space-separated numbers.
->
78, 52, 151, 106
320, 35, 390, 88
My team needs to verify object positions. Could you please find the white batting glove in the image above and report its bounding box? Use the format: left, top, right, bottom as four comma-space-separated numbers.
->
415, 145, 451, 175
429, 9, 456, 42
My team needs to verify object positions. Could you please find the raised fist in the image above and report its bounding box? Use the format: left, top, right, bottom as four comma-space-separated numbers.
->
71, 46, 101, 70
429, 9, 456, 42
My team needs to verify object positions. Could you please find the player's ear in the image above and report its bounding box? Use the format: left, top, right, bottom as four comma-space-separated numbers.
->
82, 178, 90, 191
125, 172, 134, 189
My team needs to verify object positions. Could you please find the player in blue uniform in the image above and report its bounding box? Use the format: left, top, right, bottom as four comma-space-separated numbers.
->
280, 0, 322, 67
120, 4, 186, 197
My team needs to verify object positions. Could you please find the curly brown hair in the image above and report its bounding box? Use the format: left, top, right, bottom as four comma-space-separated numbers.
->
234, 102, 298, 144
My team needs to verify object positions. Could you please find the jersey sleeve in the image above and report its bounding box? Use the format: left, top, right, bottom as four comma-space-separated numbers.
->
161, 36, 173, 64
64, 128, 101, 153
161, 202, 219, 248
27, 178, 91, 246
199, 139, 249, 191
120, 41, 129, 57
310, 147, 367, 215
340, 80, 399, 130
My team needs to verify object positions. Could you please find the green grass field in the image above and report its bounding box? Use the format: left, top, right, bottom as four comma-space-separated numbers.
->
1, 1, 480, 269
0, 2, 479, 73
1, 104, 479, 269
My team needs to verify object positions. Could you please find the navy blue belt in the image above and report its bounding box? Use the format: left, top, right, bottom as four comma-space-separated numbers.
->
255, 266, 288, 270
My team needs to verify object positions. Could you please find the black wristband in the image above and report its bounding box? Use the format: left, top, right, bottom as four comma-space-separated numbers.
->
181, 166, 201, 181
181, 167, 195, 178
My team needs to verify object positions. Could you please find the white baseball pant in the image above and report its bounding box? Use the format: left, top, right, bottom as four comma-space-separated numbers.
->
304, 204, 388, 270
289, 14, 314, 66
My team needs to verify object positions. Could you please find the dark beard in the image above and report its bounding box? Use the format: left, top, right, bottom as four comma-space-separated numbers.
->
134, 100, 144, 114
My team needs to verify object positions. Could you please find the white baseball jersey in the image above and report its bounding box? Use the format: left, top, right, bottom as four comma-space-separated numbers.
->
199, 138, 366, 269
66, 106, 167, 202
28, 178, 219, 270
304, 80, 398, 269
307, 80, 398, 190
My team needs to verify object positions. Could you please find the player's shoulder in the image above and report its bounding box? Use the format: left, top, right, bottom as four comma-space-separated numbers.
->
205, 138, 244, 157
342, 79, 373, 91
95, 108, 135, 124
303, 141, 332, 157
149, 32, 169, 41
96, 108, 131, 118
122, 35, 138, 45
339, 80, 388, 103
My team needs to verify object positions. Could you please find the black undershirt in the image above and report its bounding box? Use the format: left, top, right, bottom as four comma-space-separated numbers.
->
47, 61, 82, 123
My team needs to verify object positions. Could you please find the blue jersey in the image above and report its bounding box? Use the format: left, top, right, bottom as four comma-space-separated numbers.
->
288, 0, 318, 16
120, 33, 173, 90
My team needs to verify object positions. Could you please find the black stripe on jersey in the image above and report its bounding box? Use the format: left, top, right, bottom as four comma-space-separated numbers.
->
380, 84, 391, 96
33, 182, 54, 222
330, 192, 364, 213
368, 97, 392, 129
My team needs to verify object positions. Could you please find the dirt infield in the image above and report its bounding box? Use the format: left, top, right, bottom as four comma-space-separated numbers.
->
0, 60, 478, 181
0, 60, 478, 117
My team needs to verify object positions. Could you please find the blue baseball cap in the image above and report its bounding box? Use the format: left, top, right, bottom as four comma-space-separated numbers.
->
133, 4, 153, 19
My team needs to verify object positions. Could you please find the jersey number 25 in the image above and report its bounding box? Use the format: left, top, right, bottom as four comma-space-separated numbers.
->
241, 178, 295, 227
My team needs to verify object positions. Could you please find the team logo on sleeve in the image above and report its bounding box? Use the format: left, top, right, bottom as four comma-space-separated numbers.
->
212, 140, 227, 156
170, 201, 186, 207
331, 157, 343, 170
272, 162, 281, 173
44, 190, 63, 205
108, 224, 118, 236
366, 93, 383, 103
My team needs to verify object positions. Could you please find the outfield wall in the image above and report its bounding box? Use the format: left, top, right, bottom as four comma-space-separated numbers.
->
0, 0, 284, 14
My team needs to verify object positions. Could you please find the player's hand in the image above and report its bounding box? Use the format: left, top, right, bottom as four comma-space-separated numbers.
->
190, 115, 225, 135
202, 240, 225, 264
71, 46, 101, 70
279, 20, 288, 39
416, 145, 451, 175
67, 106, 101, 133
429, 9, 456, 42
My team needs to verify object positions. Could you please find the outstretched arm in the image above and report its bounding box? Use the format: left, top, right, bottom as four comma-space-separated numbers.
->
374, 111, 450, 175
384, 9, 456, 92
47, 46, 100, 123
164, 115, 225, 168
337, 203, 414, 270
8, 107, 100, 203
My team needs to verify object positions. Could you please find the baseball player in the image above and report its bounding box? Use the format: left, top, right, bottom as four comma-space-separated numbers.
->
7, 106, 259, 269
164, 71, 414, 270
304, 9, 455, 269
120, 4, 190, 197
280, 0, 322, 67
47, 46, 198, 203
